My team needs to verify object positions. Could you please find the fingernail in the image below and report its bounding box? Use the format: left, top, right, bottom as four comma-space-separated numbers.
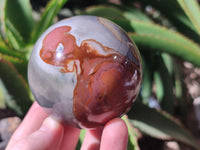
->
40, 117, 60, 131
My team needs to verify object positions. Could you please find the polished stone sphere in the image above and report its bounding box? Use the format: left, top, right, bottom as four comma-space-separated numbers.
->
28, 15, 142, 128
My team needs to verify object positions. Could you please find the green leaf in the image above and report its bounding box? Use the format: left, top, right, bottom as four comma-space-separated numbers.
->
84, 5, 152, 23
173, 61, 183, 99
154, 71, 164, 102
4, 19, 25, 49
0, 42, 25, 59
123, 9, 151, 23
85, 5, 125, 20
128, 102, 200, 149
128, 21, 196, 45
0, 0, 34, 49
31, 0, 68, 43
115, 5, 153, 23
130, 33, 200, 68
141, 57, 152, 104
123, 116, 140, 150
0, 40, 27, 76
153, 54, 175, 114
125, 20, 200, 67
0, 79, 6, 108
177, 0, 200, 36
76, 129, 86, 150
6, 0, 34, 41
0, 58, 32, 116
138, 0, 200, 42
0, 53, 23, 65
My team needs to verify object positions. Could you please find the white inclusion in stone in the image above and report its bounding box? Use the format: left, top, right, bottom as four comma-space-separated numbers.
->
56, 43, 64, 58
125, 70, 138, 86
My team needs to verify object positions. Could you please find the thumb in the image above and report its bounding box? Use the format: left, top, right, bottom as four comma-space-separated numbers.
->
7, 117, 64, 150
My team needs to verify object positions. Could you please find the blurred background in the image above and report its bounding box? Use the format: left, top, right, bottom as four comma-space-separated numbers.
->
0, 0, 200, 149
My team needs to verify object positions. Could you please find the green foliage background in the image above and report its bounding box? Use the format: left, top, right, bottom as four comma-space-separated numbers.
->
0, 0, 200, 149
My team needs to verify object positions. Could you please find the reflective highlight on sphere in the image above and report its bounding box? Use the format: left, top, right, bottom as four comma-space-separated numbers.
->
28, 16, 142, 128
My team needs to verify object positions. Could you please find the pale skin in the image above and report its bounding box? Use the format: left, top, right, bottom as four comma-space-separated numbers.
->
6, 102, 128, 150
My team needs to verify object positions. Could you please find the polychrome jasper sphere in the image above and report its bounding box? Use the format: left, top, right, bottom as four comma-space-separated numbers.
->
28, 15, 142, 128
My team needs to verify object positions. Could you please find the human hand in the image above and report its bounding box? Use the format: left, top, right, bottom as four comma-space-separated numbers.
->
6, 102, 128, 150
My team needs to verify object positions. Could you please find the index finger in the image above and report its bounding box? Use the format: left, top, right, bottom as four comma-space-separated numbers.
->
7, 101, 49, 146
